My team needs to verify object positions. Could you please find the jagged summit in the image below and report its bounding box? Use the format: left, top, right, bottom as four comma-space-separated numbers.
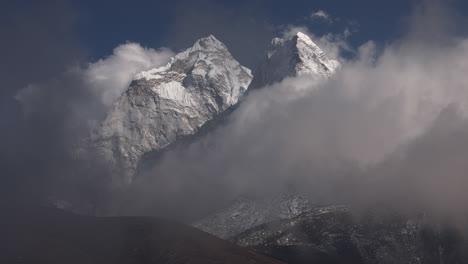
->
87, 35, 252, 184
134, 35, 232, 81
191, 34, 228, 52
249, 31, 340, 89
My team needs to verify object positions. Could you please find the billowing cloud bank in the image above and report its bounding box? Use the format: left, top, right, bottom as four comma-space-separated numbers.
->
7, 0, 468, 226
16, 43, 174, 113
9, 42, 173, 211
129, 1, 468, 224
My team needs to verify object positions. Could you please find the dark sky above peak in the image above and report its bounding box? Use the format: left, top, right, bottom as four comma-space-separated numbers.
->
0, 0, 424, 104
4, 0, 468, 74
74, 0, 414, 65
0, 1, 450, 66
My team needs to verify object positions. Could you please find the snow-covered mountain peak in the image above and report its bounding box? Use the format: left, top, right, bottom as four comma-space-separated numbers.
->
269, 32, 319, 54
249, 31, 340, 89
134, 35, 240, 81
295, 31, 316, 45
191, 34, 227, 52
86, 36, 252, 184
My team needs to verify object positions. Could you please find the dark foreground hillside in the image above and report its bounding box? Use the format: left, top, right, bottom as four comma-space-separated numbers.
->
0, 205, 283, 264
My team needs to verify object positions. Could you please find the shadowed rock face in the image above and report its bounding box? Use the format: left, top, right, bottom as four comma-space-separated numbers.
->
85, 35, 252, 185
0, 205, 283, 264
231, 205, 468, 264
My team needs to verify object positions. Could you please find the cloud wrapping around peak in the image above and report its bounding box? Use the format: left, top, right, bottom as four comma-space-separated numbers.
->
16, 42, 174, 118
7, 0, 468, 227
10, 41, 174, 211
84, 43, 174, 107
126, 1, 468, 224
280, 25, 352, 60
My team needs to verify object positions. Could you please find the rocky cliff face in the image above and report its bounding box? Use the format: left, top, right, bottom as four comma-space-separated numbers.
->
87, 35, 252, 184
248, 32, 339, 90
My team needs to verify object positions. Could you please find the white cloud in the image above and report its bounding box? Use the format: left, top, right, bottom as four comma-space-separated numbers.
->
310, 10, 333, 23
14, 84, 41, 117
133, 2, 468, 223
84, 43, 174, 106
280, 25, 311, 39
15, 42, 175, 118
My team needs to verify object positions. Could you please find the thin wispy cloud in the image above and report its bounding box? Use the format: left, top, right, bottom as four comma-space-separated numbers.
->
310, 10, 334, 23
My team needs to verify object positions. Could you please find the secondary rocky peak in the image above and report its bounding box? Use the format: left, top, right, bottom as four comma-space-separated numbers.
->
249, 31, 340, 89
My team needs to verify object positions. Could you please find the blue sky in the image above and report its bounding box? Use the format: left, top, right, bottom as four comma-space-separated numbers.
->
69, 0, 468, 68
73, 0, 415, 67
4, 0, 468, 74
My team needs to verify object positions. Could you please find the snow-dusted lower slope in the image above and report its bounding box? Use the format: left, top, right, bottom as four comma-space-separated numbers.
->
87, 35, 252, 184
232, 206, 466, 264
193, 193, 315, 240
249, 32, 339, 89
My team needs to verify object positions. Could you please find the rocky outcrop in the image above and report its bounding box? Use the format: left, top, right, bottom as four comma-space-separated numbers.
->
249, 32, 339, 90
